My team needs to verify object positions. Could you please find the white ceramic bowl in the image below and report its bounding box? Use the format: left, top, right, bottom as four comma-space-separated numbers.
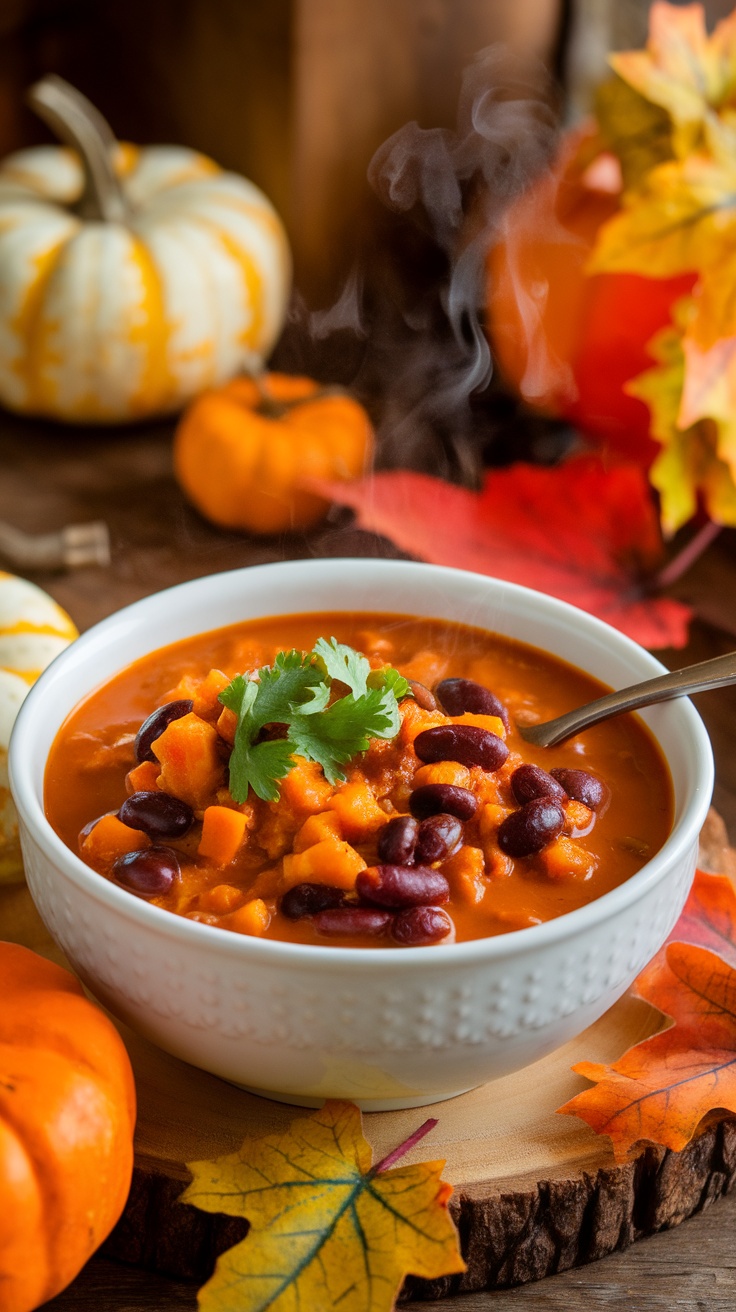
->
9, 560, 713, 1110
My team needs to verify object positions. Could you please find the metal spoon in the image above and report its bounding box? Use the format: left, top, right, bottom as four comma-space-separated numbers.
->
516, 650, 736, 748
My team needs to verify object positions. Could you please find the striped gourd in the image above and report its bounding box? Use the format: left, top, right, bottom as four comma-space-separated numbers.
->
0, 76, 291, 423
0, 572, 77, 882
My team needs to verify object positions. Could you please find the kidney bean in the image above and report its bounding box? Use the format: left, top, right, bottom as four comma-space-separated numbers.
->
435, 677, 510, 729
415, 814, 463, 864
119, 790, 194, 839
407, 679, 438, 711
135, 699, 194, 763
391, 906, 454, 945
511, 764, 567, 807
113, 846, 180, 896
550, 768, 608, 812
377, 815, 419, 866
497, 798, 565, 857
312, 907, 392, 937
281, 883, 348, 919
414, 724, 509, 771
356, 863, 450, 908
410, 783, 477, 821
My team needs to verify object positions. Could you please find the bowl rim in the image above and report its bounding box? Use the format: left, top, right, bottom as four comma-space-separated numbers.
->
9, 557, 714, 971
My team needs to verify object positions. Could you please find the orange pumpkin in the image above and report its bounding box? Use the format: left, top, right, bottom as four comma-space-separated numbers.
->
0, 943, 136, 1312
486, 131, 695, 467
173, 372, 374, 535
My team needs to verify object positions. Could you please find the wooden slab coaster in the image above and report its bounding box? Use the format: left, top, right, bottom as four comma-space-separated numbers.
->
3, 807, 735, 1301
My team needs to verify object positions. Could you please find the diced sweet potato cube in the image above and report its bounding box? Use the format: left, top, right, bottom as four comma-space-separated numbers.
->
563, 799, 595, 836
413, 762, 471, 789
278, 758, 333, 814
541, 837, 597, 882
484, 844, 513, 879
398, 701, 448, 747
162, 673, 199, 704
450, 713, 506, 739
293, 811, 343, 852
478, 802, 513, 839
199, 883, 243, 914
152, 712, 225, 809
399, 649, 448, 687
193, 669, 231, 718
198, 806, 248, 865
442, 845, 487, 904
216, 706, 238, 745
81, 813, 149, 865
281, 838, 366, 891
226, 898, 271, 936
125, 759, 161, 794
328, 781, 386, 841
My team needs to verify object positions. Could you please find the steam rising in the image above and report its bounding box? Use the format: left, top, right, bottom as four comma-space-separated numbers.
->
285, 47, 560, 479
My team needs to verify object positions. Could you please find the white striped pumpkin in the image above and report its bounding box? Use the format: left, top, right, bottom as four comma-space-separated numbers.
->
0, 572, 77, 882
0, 77, 291, 423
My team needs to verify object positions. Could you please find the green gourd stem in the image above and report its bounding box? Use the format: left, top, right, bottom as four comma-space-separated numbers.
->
26, 74, 129, 224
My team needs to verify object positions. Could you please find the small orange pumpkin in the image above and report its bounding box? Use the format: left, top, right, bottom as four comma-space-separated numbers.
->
0, 943, 136, 1312
173, 372, 374, 535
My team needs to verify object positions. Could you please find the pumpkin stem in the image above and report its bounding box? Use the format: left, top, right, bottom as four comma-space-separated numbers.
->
26, 75, 129, 224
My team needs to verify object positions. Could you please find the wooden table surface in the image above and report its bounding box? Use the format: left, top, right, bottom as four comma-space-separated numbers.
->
2, 410, 736, 1311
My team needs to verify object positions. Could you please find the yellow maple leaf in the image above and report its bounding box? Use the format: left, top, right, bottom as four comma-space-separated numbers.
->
181, 1100, 466, 1311
627, 314, 736, 532
594, 75, 674, 190
610, 1, 736, 156
590, 116, 736, 350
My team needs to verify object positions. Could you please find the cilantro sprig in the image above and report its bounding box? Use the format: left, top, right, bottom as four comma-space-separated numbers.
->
219, 639, 411, 803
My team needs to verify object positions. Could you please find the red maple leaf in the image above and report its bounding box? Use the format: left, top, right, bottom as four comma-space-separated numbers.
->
316, 457, 691, 649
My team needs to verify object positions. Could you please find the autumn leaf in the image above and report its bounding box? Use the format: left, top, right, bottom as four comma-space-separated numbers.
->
627, 313, 736, 531
315, 458, 691, 649
181, 1100, 465, 1311
594, 74, 675, 190
558, 869, 736, 1160
609, 1, 736, 156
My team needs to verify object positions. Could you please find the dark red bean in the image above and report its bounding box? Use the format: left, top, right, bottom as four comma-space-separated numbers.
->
377, 815, 419, 865
410, 783, 478, 821
414, 724, 509, 771
135, 699, 193, 763
119, 790, 194, 840
356, 863, 450, 908
415, 814, 463, 864
407, 680, 438, 711
312, 907, 392, 937
497, 798, 565, 857
112, 846, 180, 896
550, 768, 608, 812
511, 764, 567, 807
391, 906, 453, 945
281, 883, 348, 919
435, 677, 510, 729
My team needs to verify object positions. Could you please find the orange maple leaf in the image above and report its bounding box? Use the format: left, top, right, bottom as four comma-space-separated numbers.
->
181, 1100, 465, 1311
559, 869, 736, 1160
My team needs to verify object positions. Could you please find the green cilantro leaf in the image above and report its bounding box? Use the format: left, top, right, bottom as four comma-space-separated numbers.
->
312, 637, 371, 697
367, 666, 412, 700
219, 639, 408, 802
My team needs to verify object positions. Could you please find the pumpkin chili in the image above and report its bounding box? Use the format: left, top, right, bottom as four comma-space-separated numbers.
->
44, 611, 674, 948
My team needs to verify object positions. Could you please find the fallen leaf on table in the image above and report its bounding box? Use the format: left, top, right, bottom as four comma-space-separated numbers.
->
181, 1099, 465, 1311
559, 869, 736, 1160
315, 457, 691, 649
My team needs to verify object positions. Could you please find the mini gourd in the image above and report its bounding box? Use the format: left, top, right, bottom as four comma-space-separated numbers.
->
0, 76, 290, 423
0, 572, 77, 882
173, 372, 374, 534
0, 942, 136, 1312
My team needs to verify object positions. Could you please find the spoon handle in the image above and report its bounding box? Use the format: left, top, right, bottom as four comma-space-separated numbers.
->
519, 650, 736, 748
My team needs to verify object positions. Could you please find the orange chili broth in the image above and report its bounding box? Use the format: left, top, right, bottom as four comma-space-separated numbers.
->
44, 611, 674, 948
